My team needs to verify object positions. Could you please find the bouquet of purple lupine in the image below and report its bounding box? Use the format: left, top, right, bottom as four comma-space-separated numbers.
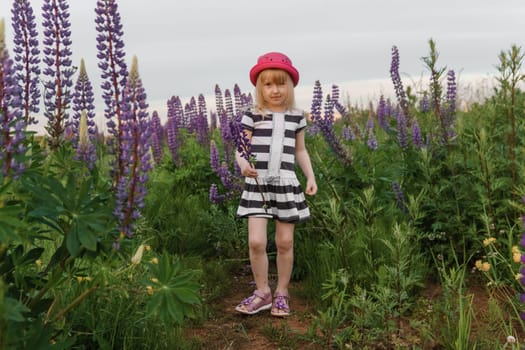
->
230, 119, 268, 212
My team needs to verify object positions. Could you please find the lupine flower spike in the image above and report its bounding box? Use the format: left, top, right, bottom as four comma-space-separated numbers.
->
75, 111, 96, 169
444, 69, 457, 139
113, 56, 152, 242
95, 0, 128, 179
1, 19, 26, 179
396, 108, 409, 150
390, 45, 410, 119
310, 81, 352, 165
72, 59, 97, 169
11, 0, 41, 125
149, 110, 163, 165
230, 119, 268, 212
42, 0, 74, 149
166, 95, 183, 165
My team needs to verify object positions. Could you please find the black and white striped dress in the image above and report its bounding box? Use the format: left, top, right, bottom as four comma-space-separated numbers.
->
236, 108, 311, 223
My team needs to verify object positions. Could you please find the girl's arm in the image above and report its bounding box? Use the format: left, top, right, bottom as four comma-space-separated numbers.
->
295, 129, 317, 195
235, 129, 258, 178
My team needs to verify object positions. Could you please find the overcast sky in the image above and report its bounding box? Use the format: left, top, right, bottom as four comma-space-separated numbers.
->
2, 0, 525, 121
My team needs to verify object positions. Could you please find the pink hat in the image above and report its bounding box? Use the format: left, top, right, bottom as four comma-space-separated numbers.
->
249, 52, 299, 87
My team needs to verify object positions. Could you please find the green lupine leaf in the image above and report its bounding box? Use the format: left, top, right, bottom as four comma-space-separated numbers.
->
171, 272, 198, 287
32, 216, 64, 234
19, 247, 45, 265
4, 297, 29, 322
28, 207, 60, 219
0, 205, 24, 223
78, 227, 98, 251
173, 288, 201, 305
146, 298, 157, 318
66, 227, 81, 257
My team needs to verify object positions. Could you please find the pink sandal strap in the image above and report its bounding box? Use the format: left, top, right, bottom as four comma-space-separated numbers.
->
271, 292, 290, 316
236, 290, 272, 314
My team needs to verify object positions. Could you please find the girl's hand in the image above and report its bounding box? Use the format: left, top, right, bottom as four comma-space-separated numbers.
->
241, 164, 258, 178
305, 178, 317, 195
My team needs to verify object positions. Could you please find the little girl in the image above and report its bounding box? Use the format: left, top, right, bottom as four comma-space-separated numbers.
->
234, 52, 317, 317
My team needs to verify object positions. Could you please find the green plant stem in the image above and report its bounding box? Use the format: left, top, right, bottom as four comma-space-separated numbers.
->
51, 284, 99, 322
313, 150, 341, 203
248, 161, 269, 213
254, 177, 269, 213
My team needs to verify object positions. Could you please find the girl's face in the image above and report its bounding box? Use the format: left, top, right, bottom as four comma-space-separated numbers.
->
258, 69, 292, 112
262, 81, 288, 112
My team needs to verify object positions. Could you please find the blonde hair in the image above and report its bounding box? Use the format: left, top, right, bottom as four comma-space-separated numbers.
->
254, 69, 296, 112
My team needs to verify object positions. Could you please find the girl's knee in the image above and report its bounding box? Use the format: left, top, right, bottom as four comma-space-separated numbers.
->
275, 237, 293, 252
249, 238, 267, 252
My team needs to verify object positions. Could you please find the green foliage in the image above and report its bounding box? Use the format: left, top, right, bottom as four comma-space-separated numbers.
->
3, 36, 525, 348
143, 253, 201, 324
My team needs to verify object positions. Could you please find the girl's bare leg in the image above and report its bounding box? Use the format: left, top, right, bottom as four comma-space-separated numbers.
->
248, 217, 271, 294
274, 220, 295, 296
236, 217, 270, 313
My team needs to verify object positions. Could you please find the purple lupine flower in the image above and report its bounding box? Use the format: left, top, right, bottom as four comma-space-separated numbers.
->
230, 114, 267, 209
419, 92, 431, 113
165, 110, 178, 164
330, 84, 340, 111
186, 97, 198, 133
209, 110, 217, 130
95, 0, 128, 178
0, 30, 25, 179
42, 0, 74, 149
308, 81, 322, 137
167, 95, 184, 131
217, 162, 239, 191
445, 69, 457, 139
209, 183, 226, 204
224, 89, 234, 121
75, 111, 97, 169
390, 46, 410, 119
395, 107, 409, 150
113, 56, 152, 240
219, 107, 234, 164
230, 117, 251, 162
150, 110, 163, 165
150, 110, 163, 146
196, 94, 209, 146
384, 98, 394, 118
242, 92, 254, 108
446, 70, 456, 112
366, 116, 374, 132
210, 139, 220, 173
10, 118, 27, 178
341, 126, 354, 141
376, 95, 389, 130
233, 159, 241, 177
323, 88, 336, 126
392, 182, 407, 213
411, 119, 423, 150
11, 0, 40, 125
215, 85, 235, 164
367, 129, 378, 151
166, 95, 184, 164
320, 93, 344, 158
366, 117, 378, 150
72, 59, 97, 169
310, 81, 352, 164
233, 83, 243, 114
215, 84, 224, 116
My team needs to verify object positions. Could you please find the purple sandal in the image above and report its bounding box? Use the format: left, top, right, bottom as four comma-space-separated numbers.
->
235, 290, 272, 315
271, 292, 290, 317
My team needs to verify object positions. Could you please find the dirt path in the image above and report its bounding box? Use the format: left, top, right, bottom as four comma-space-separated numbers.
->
185, 271, 323, 350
